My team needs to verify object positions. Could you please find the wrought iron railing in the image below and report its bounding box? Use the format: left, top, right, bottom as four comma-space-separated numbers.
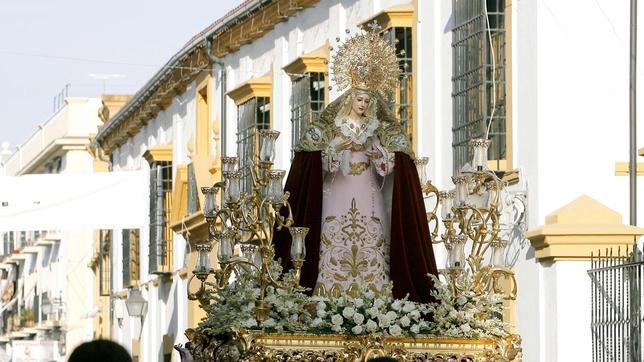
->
589, 246, 643, 361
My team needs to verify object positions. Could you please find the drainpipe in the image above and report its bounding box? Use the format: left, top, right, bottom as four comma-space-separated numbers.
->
206, 36, 227, 158
630, 0, 637, 227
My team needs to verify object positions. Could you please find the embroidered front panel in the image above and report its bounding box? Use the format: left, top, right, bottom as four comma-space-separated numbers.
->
315, 198, 390, 298
348, 162, 370, 176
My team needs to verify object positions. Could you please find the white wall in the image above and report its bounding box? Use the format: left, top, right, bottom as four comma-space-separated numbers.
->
110, 77, 196, 362
106, 0, 644, 360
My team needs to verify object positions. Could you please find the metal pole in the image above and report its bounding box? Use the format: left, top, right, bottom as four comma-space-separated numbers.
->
630, 0, 638, 226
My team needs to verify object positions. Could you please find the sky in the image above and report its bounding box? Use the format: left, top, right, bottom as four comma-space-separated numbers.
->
0, 0, 241, 150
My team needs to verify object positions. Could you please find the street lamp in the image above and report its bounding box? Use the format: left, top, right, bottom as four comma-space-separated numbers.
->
125, 287, 148, 319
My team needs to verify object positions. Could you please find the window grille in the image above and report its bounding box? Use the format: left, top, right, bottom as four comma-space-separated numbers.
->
187, 163, 199, 215
149, 162, 173, 274
39, 292, 47, 322
33, 293, 39, 324
290, 73, 325, 153
237, 97, 270, 193
382, 27, 413, 138
2, 233, 7, 256
452, 0, 506, 172
99, 229, 111, 296
19, 231, 26, 250
122, 229, 140, 287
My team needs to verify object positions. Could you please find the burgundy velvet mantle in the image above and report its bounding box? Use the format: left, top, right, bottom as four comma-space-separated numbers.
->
273, 151, 438, 303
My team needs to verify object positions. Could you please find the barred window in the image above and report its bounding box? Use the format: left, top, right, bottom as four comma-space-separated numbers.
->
2, 232, 12, 256
237, 97, 270, 193
99, 229, 111, 296
290, 73, 325, 152
382, 26, 413, 137
149, 162, 173, 274
122, 229, 140, 287
452, 0, 507, 172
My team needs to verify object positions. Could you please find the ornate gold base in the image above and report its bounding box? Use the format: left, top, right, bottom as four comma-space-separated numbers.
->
195, 331, 522, 361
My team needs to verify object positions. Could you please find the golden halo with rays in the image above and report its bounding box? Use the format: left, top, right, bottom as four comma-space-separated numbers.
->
329, 21, 400, 99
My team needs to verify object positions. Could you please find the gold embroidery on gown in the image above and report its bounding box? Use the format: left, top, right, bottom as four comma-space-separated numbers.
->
348, 162, 369, 176
314, 198, 389, 298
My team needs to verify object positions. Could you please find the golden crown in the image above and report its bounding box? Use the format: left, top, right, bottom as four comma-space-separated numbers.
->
329, 21, 400, 98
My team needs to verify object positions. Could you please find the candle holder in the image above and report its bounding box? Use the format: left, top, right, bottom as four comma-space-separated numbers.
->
417, 148, 526, 301
187, 129, 309, 321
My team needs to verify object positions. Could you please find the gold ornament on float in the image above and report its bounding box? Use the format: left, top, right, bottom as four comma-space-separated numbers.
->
329, 20, 400, 98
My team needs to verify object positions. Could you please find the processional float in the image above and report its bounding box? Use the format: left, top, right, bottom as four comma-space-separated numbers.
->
182, 24, 525, 362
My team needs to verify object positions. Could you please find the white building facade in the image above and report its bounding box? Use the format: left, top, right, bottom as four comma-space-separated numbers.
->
0, 96, 145, 361
94, 0, 644, 361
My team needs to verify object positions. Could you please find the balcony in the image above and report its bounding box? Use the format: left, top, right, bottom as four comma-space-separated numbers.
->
3, 98, 101, 176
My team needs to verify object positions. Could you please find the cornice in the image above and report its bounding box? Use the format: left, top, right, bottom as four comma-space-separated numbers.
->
142, 144, 173, 165
95, 0, 320, 156
359, 5, 414, 30
227, 75, 272, 106
282, 43, 329, 77
526, 195, 644, 262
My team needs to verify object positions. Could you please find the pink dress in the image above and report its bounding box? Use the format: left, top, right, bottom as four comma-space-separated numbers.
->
313, 117, 395, 297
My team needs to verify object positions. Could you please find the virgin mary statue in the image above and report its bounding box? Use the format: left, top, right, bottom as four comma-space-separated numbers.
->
274, 27, 438, 303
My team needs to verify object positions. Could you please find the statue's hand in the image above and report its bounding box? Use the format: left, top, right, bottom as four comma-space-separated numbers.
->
335, 138, 353, 152
366, 149, 383, 159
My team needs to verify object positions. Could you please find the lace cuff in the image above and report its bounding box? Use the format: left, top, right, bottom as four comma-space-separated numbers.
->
322, 140, 342, 173
370, 142, 395, 176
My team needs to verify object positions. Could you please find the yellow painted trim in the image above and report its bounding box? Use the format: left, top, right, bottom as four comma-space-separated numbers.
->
169, 158, 215, 244
186, 249, 207, 328
98, 1, 321, 155
359, 5, 414, 30
132, 339, 141, 355
615, 161, 644, 176
411, 0, 418, 153
142, 144, 172, 165
504, 0, 513, 170
488, 159, 509, 171
283, 43, 329, 76
227, 75, 272, 106
526, 195, 644, 262
196, 72, 213, 157
169, 211, 209, 244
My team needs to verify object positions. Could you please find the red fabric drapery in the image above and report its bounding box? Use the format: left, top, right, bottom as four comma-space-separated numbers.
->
273, 151, 438, 303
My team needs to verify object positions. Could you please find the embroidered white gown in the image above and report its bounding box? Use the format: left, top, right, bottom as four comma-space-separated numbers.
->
313, 116, 396, 297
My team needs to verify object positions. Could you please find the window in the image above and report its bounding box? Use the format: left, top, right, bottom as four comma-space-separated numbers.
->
452, 0, 507, 171
290, 73, 325, 152
99, 229, 111, 296
237, 97, 270, 193
149, 162, 173, 274
122, 229, 140, 287
19, 231, 26, 250
2, 232, 12, 256
382, 27, 413, 137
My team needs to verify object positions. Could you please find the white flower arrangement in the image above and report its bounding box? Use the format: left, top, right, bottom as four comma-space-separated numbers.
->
305, 284, 431, 336
198, 260, 510, 339
425, 272, 509, 339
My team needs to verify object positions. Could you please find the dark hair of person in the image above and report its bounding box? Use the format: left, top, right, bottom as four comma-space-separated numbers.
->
367, 357, 399, 362
69, 339, 132, 362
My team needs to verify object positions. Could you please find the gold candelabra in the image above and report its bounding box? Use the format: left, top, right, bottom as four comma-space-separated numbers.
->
187, 130, 309, 321
416, 139, 519, 300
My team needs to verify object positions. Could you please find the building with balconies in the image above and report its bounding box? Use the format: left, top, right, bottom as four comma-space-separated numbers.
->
0, 95, 139, 361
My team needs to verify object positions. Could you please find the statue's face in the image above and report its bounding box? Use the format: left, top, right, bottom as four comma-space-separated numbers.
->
351, 92, 371, 117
